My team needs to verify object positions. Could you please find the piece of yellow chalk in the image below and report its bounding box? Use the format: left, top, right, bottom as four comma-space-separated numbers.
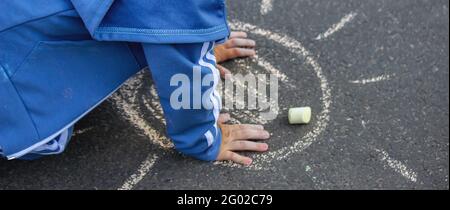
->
288, 107, 312, 124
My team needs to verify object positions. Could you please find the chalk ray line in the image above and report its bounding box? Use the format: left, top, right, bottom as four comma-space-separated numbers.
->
374, 148, 418, 182
72, 127, 94, 137
118, 154, 158, 190
349, 74, 393, 84
260, 0, 273, 15
315, 12, 357, 40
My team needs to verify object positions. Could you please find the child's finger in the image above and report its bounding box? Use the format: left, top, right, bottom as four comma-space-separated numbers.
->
232, 127, 270, 140
217, 64, 232, 79
225, 151, 253, 166
226, 48, 256, 59
229, 141, 269, 152
235, 124, 264, 130
218, 113, 231, 123
225, 38, 256, 48
230, 31, 248, 39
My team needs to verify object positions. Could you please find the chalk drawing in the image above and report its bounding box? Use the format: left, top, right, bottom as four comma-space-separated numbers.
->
260, 0, 273, 15
113, 20, 331, 172
224, 20, 332, 169
350, 74, 393, 84
118, 154, 158, 190
374, 148, 418, 182
72, 127, 94, 137
315, 12, 357, 40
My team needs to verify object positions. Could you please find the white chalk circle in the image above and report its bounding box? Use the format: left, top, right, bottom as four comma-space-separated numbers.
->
227, 20, 332, 169
111, 20, 332, 172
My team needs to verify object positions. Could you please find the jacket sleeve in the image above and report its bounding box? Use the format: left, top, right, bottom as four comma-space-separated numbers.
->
70, 0, 114, 36
142, 41, 222, 161
71, 0, 230, 44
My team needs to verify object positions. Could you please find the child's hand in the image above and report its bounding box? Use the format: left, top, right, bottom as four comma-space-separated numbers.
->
214, 33, 266, 166
215, 32, 257, 78
216, 113, 270, 166
215, 32, 256, 63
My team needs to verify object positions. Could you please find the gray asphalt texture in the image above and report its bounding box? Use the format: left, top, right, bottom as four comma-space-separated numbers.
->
0, 0, 448, 190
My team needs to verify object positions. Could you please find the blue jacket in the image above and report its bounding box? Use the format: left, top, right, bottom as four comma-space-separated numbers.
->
0, 0, 229, 160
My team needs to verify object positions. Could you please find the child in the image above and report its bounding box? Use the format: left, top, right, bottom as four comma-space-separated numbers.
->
0, 0, 270, 165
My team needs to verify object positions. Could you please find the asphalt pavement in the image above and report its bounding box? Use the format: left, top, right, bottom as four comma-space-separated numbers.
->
0, 0, 448, 190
